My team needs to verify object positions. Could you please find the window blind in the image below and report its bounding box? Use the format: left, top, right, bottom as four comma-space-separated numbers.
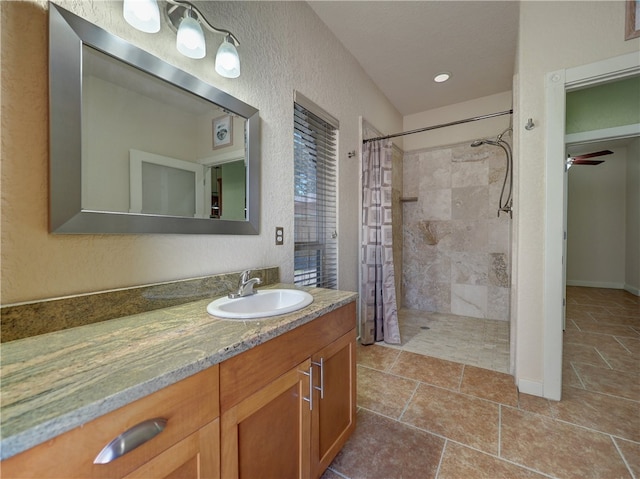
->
293, 100, 338, 289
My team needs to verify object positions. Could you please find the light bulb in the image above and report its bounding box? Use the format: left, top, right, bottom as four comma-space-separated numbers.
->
123, 0, 160, 33
215, 38, 240, 78
177, 16, 206, 59
433, 72, 451, 83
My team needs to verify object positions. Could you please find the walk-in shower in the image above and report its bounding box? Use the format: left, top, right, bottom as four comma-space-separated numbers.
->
471, 127, 513, 217
361, 112, 514, 373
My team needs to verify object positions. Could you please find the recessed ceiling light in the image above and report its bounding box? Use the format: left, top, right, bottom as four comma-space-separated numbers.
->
433, 72, 451, 83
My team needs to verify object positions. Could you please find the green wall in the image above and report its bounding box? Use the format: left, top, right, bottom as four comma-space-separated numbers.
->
221, 160, 246, 221
566, 76, 640, 134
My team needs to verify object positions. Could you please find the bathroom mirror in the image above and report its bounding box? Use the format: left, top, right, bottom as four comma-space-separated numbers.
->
49, 4, 260, 234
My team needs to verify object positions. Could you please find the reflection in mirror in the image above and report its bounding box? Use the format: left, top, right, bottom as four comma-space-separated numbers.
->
82, 46, 247, 219
209, 160, 247, 220
49, 4, 259, 234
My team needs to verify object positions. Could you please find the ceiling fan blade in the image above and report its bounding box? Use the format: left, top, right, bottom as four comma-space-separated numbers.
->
571, 150, 613, 161
571, 159, 605, 165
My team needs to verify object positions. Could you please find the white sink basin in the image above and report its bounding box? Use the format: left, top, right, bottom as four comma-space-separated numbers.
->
207, 289, 314, 319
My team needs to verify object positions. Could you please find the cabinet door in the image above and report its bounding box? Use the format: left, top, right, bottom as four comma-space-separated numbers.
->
221, 359, 312, 479
311, 330, 356, 479
124, 419, 219, 479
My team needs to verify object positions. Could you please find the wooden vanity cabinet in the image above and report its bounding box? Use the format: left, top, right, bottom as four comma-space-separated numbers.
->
311, 329, 356, 478
2, 301, 356, 479
220, 302, 357, 479
221, 359, 313, 479
1, 366, 220, 479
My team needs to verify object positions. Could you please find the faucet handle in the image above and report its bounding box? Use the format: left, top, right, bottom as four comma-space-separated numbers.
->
239, 270, 250, 283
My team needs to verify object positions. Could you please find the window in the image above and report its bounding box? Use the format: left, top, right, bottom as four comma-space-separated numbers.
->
293, 93, 338, 289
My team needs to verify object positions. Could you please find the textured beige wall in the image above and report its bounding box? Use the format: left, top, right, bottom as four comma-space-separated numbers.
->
515, 1, 640, 384
0, 1, 401, 304
403, 91, 513, 152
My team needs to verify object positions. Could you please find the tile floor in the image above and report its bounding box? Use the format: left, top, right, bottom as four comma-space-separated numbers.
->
323, 286, 639, 479
379, 309, 510, 373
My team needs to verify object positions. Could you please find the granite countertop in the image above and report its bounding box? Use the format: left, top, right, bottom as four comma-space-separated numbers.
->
0, 284, 357, 461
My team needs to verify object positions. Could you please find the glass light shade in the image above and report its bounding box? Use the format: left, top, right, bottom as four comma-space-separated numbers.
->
215, 38, 240, 78
176, 16, 206, 59
123, 0, 160, 33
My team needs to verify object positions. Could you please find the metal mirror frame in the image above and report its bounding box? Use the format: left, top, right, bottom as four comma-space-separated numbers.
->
49, 3, 260, 234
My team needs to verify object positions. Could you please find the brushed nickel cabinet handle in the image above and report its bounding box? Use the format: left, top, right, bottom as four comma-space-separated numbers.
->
94, 418, 168, 464
301, 365, 313, 411
312, 358, 324, 399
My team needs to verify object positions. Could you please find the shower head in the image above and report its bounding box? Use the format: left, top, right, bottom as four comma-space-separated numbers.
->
470, 140, 485, 147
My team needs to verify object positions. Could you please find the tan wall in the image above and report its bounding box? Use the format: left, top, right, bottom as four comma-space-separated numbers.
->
515, 1, 640, 384
403, 91, 513, 151
1, 1, 401, 304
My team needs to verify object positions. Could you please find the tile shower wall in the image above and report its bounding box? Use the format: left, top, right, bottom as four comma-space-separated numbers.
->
402, 142, 511, 320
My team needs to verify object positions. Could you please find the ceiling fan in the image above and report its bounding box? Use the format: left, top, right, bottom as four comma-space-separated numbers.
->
566, 149, 613, 169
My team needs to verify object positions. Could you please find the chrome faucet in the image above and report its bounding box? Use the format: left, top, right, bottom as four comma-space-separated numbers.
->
228, 270, 262, 298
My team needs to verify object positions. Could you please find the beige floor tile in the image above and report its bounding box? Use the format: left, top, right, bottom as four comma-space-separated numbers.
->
459, 365, 518, 406
562, 341, 609, 368
564, 330, 630, 349
517, 392, 554, 417
501, 407, 631, 479
551, 386, 640, 442
564, 319, 581, 332
357, 365, 417, 419
356, 343, 401, 372
572, 362, 640, 401
329, 409, 445, 479
389, 309, 510, 373
597, 344, 639, 373
614, 438, 640, 479
401, 383, 500, 454
566, 303, 610, 319
562, 361, 585, 389
589, 310, 640, 327
327, 287, 637, 479
575, 321, 640, 338
389, 351, 463, 390
438, 442, 548, 479
615, 336, 640, 355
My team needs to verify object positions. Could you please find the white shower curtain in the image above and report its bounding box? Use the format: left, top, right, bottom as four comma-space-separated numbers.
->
360, 139, 401, 345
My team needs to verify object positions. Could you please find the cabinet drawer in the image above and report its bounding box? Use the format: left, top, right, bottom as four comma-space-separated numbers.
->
220, 302, 355, 410
2, 365, 219, 479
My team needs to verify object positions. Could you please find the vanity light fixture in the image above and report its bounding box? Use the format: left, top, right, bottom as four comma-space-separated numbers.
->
215, 35, 241, 78
123, 0, 161, 33
433, 72, 451, 83
176, 6, 206, 59
123, 0, 241, 78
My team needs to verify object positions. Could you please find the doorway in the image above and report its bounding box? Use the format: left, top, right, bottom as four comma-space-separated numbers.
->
544, 52, 640, 400
565, 136, 640, 302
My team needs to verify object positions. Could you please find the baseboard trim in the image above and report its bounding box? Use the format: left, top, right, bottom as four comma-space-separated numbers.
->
624, 284, 640, 297
566, 280, 625, 289
517, 378, 544, 397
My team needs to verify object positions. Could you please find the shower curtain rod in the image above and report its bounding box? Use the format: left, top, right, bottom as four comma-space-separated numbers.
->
362, 109, 513, 143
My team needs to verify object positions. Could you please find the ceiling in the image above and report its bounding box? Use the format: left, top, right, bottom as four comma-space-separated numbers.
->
307, 1, 520, 116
